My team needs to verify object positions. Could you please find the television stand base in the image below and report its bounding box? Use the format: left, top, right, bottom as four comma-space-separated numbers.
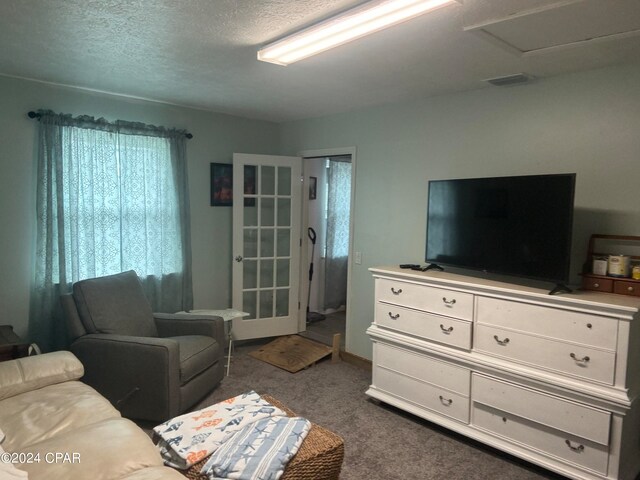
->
549, 283, 572, 295
424, 263, 444, 272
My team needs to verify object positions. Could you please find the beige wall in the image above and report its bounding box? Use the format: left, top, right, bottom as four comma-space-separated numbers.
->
0, 76, 279, 341
280, 63, 640, 359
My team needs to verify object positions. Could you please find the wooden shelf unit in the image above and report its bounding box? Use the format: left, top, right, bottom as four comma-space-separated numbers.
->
581, 234, 640, 297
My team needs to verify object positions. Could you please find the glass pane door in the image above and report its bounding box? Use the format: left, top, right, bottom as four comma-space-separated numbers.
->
232, 154, 301, 340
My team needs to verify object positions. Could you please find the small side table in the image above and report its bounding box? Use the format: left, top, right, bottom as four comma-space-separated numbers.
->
176, 309, 249, 376
0, 325, 30, 361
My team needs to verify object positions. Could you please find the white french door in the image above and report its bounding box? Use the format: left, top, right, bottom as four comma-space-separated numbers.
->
231, 153, 302, 340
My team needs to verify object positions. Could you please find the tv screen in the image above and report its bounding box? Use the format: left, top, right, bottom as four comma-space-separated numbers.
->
425, 173, 576, 284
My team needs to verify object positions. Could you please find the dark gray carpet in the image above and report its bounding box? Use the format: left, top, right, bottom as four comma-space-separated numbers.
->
192, 340, 562, 480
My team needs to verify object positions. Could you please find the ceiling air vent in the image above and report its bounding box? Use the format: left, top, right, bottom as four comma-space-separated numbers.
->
484, 73, 533, 87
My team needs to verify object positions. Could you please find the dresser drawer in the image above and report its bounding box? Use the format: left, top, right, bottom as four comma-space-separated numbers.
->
376, 278, 473, 320
375, 342, 470, 395
474, 325, 616, 384
376, 302, 472, 349
472, 374, 611, 445
613, 280, 640, 297
472, 403, 609, 475
375, 367, 470, 423
476, 297, 618, 350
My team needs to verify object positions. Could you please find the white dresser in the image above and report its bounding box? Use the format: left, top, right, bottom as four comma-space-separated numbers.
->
366, 266, 640, 480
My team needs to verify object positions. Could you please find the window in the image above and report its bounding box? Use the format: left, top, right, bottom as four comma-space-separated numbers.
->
53, 127, 182, 282
325, 157, 352, 259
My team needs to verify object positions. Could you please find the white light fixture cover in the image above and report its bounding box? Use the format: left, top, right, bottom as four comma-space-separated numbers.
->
257, 0, 456, 66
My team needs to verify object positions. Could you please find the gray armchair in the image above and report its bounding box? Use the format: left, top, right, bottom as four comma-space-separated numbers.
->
60, 270, 225, 422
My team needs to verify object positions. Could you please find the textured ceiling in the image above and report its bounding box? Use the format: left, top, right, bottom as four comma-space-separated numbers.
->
1, 0, 639, 122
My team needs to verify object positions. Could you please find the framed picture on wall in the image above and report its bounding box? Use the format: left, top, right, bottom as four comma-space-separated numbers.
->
309, 176, 317, 200
211, 163, 232, 206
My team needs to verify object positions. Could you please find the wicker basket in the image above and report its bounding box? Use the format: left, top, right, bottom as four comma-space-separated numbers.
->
183, 394, 344, 480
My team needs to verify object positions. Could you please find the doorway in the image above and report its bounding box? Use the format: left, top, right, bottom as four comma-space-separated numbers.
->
299, 150, 355, 350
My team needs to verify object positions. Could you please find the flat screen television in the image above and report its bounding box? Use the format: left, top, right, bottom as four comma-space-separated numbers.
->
425, 173, 576, 288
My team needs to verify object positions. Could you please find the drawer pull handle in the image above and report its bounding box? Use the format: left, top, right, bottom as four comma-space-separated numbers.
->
593, 283, 600, 288
388, 312, 400, 320
442, 297, 456, 306
439, 395, 453, 406
628, 286, 635, 292
565, 440, 585, 453
493, 335, 510, 346
440, 324, 454, 334
586, 323, 592, 329
570, 353, 590, 363
391, 287, 403, 295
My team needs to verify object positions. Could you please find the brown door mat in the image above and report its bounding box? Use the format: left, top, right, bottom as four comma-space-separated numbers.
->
248, 335, 333, 373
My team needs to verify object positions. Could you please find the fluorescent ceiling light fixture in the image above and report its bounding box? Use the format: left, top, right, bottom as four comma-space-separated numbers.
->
257, 0, 456, 66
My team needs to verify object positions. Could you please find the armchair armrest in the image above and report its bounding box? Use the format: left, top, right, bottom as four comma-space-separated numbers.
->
154, 313, 225, 346
0, 351, 83, 401
70, 334, 181, 421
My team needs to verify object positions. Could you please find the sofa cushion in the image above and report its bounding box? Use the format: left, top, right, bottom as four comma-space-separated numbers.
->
0, 446, 28, 478
0, 380, 120, 451
0, 428, 28, 479
73, 270, 158, 337
18, 418, 166, 480
168, 335, 219, 384
0, 351, 83, 401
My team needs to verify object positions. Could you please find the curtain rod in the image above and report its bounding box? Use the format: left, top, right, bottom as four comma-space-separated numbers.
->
27, 111, 193, 139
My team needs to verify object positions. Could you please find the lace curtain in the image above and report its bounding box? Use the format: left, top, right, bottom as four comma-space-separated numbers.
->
324, 157, 352, 310
29, 110, 193, 351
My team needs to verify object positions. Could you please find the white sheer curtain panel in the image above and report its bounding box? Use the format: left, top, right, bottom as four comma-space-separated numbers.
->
323, 157, 352, 310
30, 110, 193, 351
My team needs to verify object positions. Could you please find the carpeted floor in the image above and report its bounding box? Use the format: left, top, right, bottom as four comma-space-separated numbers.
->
186, 339, 563, 480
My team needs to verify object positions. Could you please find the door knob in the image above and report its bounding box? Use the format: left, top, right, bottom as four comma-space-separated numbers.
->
235, 256, 243, 262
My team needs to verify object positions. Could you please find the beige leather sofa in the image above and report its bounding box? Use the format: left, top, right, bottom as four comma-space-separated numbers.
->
0, 351, 183, 480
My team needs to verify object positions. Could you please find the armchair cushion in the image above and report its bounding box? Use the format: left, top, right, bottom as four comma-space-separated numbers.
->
154, 313, 225, 342
169, 336, 220, 384
73, 270, 158, 337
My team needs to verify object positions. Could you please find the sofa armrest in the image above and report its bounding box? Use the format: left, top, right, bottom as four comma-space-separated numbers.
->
0, 351, 83, 401
70, 334, 180, 421
154, 313, 225, 346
